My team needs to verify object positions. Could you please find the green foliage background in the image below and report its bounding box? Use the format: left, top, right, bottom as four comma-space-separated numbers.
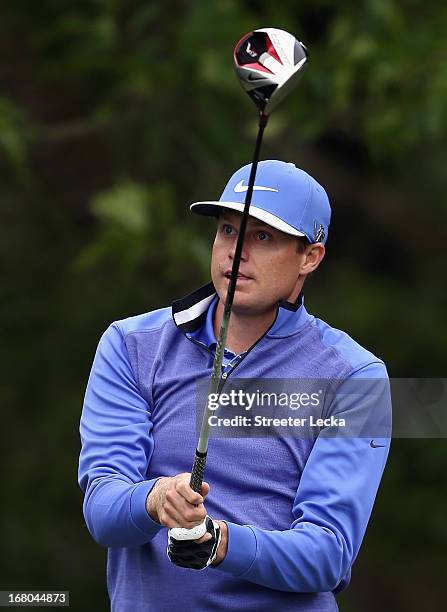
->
1, 1, 446, 610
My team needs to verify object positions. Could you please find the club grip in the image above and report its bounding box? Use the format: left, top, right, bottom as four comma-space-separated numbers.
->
189, 450, 207, 493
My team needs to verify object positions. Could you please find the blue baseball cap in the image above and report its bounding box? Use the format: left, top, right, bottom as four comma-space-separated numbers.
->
190, 160, 331, 244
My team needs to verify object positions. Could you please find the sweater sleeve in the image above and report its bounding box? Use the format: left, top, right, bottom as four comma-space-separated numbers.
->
78, 323, 163, 547
214, 361, 391, 592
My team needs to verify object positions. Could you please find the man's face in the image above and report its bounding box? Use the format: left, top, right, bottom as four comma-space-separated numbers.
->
211, 210, 307, 316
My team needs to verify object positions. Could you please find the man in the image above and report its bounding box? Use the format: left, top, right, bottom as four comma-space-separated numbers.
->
78, 160, 391, 611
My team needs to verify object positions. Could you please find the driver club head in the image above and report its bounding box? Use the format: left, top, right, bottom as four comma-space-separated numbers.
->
234, 27, 308, 115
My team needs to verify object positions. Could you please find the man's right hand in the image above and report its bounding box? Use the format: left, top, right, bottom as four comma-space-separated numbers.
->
146, 473, 210, 529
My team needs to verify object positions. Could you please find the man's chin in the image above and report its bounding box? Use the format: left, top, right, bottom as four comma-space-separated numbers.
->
230, 297, 275, 317
215, 289, 253, 311
216, 281, 251, 301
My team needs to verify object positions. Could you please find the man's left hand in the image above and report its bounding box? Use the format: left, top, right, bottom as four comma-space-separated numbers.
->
167, 519, 228, 570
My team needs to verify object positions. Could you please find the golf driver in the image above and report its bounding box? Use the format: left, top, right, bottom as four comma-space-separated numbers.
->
170, 27, 308, 541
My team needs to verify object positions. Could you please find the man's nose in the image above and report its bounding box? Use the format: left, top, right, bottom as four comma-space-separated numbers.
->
228, 235, 248, 261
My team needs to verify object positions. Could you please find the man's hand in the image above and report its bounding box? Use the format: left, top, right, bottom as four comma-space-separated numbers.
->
146, 474, 228, 570
167, 518, 228, 570
167, 516, 222, 570
146, 473, 209, 529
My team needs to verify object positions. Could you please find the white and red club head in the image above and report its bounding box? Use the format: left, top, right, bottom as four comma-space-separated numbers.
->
234, 28, 308, 115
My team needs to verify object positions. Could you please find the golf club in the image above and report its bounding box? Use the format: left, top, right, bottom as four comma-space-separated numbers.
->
170, 27, 308, 541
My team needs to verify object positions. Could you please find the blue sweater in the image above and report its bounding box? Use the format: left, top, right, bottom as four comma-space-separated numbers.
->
78, 283, 391, 611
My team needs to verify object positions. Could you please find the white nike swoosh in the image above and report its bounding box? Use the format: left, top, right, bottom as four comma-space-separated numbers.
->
234, 180, 278, 193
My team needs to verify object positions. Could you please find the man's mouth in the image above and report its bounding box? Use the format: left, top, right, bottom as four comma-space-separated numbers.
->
224, 270, 251, 280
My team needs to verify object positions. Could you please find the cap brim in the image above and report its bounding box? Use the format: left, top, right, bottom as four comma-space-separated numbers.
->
190, 201, 306, 238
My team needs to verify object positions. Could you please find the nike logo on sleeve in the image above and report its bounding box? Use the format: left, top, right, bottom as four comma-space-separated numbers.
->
370, 440, 387, 448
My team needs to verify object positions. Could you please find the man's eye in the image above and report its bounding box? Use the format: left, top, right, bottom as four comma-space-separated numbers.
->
257, 231, 270, 241
223, 224, 234, 235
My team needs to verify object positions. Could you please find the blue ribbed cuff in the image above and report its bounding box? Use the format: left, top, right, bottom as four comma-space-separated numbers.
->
130, 478, 164, 537
214, 521, 257, 576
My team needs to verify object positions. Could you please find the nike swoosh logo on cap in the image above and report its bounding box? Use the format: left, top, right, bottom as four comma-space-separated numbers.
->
234, 180, 278, 193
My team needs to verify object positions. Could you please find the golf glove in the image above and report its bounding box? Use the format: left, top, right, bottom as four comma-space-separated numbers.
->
167, 516, 221, 570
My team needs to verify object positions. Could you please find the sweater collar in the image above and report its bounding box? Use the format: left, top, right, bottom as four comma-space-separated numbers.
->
172, 282, 312, 338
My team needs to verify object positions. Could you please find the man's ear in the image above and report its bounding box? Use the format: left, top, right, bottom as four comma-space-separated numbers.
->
301, 243, 325, 275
